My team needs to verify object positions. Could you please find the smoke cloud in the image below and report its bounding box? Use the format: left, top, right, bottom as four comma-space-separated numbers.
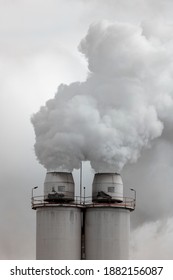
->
31, 20, 173, 172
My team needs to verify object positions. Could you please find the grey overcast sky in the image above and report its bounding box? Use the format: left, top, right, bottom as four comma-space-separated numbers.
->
0, 0, 173, 259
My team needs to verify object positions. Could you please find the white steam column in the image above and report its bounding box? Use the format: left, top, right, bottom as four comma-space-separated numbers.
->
85, 173, 131, 260
35, 172, 81, 260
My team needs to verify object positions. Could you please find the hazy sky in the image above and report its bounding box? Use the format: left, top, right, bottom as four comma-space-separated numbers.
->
0, 0, 173, 259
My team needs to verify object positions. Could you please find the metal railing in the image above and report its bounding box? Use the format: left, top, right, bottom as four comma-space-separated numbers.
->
32, 195, 135, 211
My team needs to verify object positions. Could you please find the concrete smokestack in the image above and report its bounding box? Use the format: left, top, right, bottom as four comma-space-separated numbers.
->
35, 172, 81, 260
85, 172, 131, 260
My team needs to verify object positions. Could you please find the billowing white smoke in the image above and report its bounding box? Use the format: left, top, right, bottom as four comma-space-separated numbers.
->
31, 20, 173, 172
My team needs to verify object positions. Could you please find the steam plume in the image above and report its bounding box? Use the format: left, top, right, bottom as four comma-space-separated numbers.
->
31, 21, 173, 172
